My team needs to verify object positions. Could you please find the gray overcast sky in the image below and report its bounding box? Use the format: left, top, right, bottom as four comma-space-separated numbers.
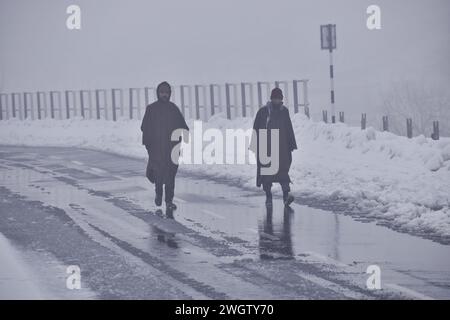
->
0, 0, 449, 116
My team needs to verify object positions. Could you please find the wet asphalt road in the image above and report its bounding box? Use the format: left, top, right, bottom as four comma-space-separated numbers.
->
0, 145, 449, 299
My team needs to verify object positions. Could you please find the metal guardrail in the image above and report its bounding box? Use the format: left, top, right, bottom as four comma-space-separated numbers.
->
317, 110, 441, 140
0, 80, 310, 122
0, 81, 443, 139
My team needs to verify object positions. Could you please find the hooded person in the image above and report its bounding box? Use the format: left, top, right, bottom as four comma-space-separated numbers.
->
141, 81, 189, 210
250, 87, 297, 208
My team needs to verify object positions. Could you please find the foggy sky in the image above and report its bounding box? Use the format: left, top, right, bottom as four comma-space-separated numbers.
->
0, 0, 449, 116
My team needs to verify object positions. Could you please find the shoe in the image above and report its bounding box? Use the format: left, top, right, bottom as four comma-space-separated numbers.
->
284, 194, 294, 207
155, 193, 162, 207
166, 202, 177, 210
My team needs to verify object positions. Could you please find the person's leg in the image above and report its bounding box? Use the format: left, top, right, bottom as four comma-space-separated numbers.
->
145, 146, 155, 183
165, 172, 176, 210
155, 183, 163, 206
146, 161, 152, 183
146, 146, 161, 206
281, 182, 294, 207
263, 182, 273, 207
165, 180, 174, 203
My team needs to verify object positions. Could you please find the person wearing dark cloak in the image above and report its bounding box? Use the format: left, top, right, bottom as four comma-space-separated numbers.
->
141, 82, 189, 210
250, 87, 297, 208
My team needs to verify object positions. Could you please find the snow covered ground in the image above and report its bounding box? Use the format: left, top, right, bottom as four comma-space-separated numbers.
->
1, 113, 449, 240
0, 232, 47, 299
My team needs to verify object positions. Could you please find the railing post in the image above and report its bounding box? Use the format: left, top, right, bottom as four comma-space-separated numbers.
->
225, 83, 231, 120
361, 113, 366, 130
114, 88, 123, 120
256, 81, 271, 109
180, 85, 186, 117
37, 92, 42, 120
144, 87, 150, 107
194, 85, 201, 120
11, 93, 17, 118
23, 93, 29, 119
129, 88, 133, 120
339, 111, 344, 123
95, 90, 101, 120
322, 110, 328, 123
304, 106, 310, 118
135, 89, 141, 119
0, 94, 10, 120
406, 118, 413, 138
382, 115, 389, 132
143, 87, 155, 118
293, 80, 299, 114
0, 94, 3, 121
111, 89, 117, 121
432, 121, 440, 140
5, 94, 10, 119
257, 82, 263, 107
79, 91, 85, 118
65, 90, 71, 119
50, 92, 56, 119
209, 84, 215, 116
240, 83, 247, 118
303, 80, 309, 114
17, 93, 24, 120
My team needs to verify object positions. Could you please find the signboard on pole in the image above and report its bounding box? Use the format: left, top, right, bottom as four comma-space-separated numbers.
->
320, 24, 336, 51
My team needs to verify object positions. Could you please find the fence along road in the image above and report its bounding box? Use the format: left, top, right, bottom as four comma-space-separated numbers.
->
0, 80, 442, 140
0, 80, 310, 122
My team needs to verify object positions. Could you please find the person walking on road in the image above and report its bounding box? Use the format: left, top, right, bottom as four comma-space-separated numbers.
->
141, 82, 189, 210
250, 87, 297, 208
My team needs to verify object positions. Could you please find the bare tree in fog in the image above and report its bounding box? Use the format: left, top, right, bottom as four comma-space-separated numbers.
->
382, 81, 450, 137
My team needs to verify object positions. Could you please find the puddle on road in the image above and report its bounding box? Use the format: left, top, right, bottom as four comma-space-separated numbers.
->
170, 175, 450, 298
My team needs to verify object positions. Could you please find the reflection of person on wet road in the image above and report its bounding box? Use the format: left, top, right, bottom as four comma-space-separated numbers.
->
141, 82, 189, 211
154, 209, 178, 249
259, 207, 294, 260
251, 87, 297, 208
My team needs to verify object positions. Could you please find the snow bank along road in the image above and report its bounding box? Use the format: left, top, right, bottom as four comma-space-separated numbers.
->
0, 145, 449, 299
1, 114, 449, 243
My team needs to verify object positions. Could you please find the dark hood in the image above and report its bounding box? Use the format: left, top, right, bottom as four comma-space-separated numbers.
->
156, 81, 172, 101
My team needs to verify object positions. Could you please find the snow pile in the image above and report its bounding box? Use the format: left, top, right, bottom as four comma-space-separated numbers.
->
1, 114, 449, 240
289, 115, 450, 238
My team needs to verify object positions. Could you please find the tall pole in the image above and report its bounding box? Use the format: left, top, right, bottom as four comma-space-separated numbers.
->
321, 23, 337, 124
329, 47, 336, 123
